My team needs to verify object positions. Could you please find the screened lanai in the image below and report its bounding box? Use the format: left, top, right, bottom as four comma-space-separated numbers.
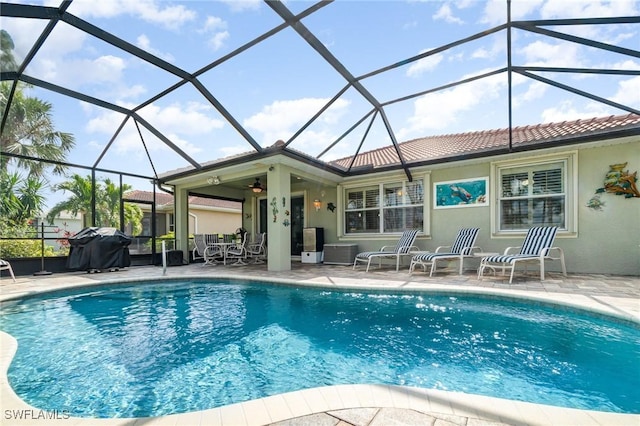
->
1, 0, 639, 272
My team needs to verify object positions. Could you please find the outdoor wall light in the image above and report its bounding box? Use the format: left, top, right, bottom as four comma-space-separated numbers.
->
207, 176, 220, 185
313, 199, 322, 211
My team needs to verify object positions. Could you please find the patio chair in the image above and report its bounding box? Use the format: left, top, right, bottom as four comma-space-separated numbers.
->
203, 234, 224, 265
246, 232, 267, 264
192, 234, 207, 261
226, 232, 248, 265
0, 259, 16, 282
478, 226, 567, 284
409, 228, 481, 276
353, 229, 420, 272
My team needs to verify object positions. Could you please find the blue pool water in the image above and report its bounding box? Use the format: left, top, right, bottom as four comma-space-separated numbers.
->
1, 279, 638, 418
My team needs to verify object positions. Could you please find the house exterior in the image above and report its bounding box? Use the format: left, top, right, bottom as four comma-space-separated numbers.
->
37, 211, 84, 251
123, 190, 242, 253
160, 114, 640, 276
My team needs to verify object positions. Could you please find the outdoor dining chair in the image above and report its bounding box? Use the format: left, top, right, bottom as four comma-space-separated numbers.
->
226, 232, 248, 265
246, 232, 267, 264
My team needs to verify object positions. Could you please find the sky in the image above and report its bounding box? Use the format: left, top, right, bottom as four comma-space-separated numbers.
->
1, 0, 639, 208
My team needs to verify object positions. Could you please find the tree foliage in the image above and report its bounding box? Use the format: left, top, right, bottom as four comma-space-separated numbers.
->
1, 82, 76, 177
0, 170, 47, 228
47, 174, 143, 235
1, 31, 75, 178
0, 30, 18, 72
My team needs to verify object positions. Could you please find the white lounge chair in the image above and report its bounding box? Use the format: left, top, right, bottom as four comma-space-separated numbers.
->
410, 228, 481, 276
353, 229, 420, 272
478, 226, 567, 284
0, 259, 16, 282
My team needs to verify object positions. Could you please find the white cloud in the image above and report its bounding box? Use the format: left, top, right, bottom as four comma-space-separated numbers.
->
541, 0, 639, 20
219, 0, 261, 13
609, 76, 640, 108
406, 50, 444, 77
208, 31, 230, 51
605, 59, 640, 71
3, 18, 86, 63
138, 102, 225, 136
136, 34, 175, 62
481, 0, 544, 25
200, 16, 230, 51
219, 145, 252, 158
35, 55, 126, 89
513, 81, 548, 109
68, 0, 196, 30
540, 100, 610, 123
433, 4, 464, 24
518, 40, 584, 68
397, 73, 506, 139
244, 98, 350, 147
85, 101, 225, 156
203, 16, 227, 32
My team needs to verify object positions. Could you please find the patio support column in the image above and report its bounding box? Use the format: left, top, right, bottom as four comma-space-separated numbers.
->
266, 164, 291, 271
174, 186, 190, 263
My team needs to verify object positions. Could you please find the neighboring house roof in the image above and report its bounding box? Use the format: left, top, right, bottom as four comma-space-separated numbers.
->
124, 190, 242, 210
330, 113, 640, 170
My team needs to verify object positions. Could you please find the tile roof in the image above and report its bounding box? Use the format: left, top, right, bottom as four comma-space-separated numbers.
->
124, 190, 241, 210
330, 114, 640, 170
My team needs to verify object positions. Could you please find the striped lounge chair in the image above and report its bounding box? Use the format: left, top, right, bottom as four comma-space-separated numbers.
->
478, 226, 567, 284
353, 229, 420, 272
409, 228, 481, 276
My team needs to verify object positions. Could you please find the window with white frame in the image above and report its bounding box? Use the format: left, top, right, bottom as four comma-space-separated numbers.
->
344, 179, 424, 234
493, 153, 576, 233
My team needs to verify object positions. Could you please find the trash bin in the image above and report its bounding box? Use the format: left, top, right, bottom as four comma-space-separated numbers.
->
67, 227, 132, 272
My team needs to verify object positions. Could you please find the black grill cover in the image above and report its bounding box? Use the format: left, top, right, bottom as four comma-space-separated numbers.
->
67, 227, 132, 271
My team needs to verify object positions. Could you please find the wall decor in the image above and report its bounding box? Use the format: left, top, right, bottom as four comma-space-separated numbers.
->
270, 197, 279, 222
434, 177, 489, 209
595, 162, 640, 198
586, 194, 605, 211
327, 202, 336, 212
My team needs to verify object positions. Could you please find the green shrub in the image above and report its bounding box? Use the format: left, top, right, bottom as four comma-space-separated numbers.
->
0, 239, 56, 258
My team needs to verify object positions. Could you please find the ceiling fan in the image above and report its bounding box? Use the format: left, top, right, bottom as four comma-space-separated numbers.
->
249, 177, 266, 193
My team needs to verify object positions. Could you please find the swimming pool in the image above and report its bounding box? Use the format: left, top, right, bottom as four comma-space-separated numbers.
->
1, 278, 638, 418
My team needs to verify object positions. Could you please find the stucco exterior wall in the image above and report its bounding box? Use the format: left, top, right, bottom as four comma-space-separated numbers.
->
191, 209, 242, 234
342, 140, 640, 276
570, 142, 639, 275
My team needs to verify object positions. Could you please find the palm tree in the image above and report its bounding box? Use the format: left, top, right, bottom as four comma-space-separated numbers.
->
47, 174, 143, 235
0, 170, 46, 229
1, 82, 76, 177
1, 30, 18, 72
1, 31, 75, 178
46, 174, 95, 227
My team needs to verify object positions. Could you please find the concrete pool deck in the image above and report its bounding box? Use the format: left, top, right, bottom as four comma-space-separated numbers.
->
0, 262, 638, 426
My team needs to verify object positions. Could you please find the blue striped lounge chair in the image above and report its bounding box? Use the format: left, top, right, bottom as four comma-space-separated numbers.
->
478, 226, 567, 284
409, 228, 481, 276
353, 229, 420, 272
